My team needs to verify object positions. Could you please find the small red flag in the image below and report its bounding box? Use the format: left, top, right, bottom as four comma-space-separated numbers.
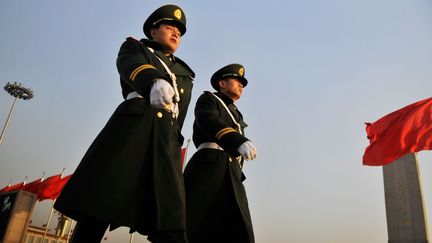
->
0, 185, 8, 193
0, 182, 25, 193
38, 174, 71, 201
181, 147, 187, 168
22, 178, 44, 194
363, 97, 432, 166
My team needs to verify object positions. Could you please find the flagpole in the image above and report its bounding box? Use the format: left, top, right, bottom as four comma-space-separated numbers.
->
185, 138, 191, 160
129, 232, 134, 243
42, 199, 56, 241
0, 180, 12, 192
42, 169, 65, 242
65, 220, 75, 243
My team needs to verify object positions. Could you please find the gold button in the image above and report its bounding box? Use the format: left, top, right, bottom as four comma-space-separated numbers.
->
180, 88, 184, 94
157, 112, 163, 118
229, 158, 232, 162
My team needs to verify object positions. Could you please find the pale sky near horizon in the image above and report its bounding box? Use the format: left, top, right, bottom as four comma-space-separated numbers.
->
1, 0, 432, 242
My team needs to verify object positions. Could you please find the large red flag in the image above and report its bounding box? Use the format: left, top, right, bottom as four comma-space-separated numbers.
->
38, 174, 71, 201
363, 97, 432, 166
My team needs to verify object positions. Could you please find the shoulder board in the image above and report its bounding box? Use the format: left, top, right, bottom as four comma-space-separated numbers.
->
126, 37, 148, 48
126, 36, 140, 43
201, 91, 217, 100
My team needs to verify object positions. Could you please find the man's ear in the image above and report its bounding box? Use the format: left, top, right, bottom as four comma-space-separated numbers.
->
150, 28, 158, 39
218, 80, 225, 90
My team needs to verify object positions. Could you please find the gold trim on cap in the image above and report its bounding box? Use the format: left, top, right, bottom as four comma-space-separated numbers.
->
174, 9, 182, 20
130, 64, 156, 81
153, 18, 175, 26
221, 73, 240, 78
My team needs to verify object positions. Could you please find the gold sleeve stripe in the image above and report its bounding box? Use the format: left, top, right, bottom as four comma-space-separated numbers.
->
215, 127, 237, 140
215, 128, 232, 138
130, 64, 156, 81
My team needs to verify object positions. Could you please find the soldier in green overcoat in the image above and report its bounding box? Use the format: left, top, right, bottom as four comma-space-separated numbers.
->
54, 5, 194, 243
184, 64, 257, 243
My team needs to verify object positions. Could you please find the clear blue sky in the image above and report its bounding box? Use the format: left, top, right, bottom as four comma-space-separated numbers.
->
1, 0, 432, 242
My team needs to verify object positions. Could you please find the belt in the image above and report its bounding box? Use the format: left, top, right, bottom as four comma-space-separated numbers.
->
198, 142, 244, 168
126, 91, 143, 100
197, 142, 223, 151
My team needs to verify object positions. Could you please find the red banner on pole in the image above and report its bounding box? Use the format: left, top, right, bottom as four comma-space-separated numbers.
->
1, 174, 73, 201
181, 147, 187, 168
37, 174, 71, 201
0, 182, 25, 193
363, 97, 432, 166
22, 178, 44, 194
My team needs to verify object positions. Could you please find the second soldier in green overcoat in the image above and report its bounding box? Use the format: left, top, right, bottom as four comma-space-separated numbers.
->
54, 5, 194, 243
184, 64, 257, 243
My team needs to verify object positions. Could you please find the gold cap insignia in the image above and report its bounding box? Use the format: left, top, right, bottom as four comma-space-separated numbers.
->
239, 67, 244, 76
174, 9, 182, 20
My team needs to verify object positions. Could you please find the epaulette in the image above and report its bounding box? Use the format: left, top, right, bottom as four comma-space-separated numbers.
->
126, 37, 149, 49
126, 37, 141, 43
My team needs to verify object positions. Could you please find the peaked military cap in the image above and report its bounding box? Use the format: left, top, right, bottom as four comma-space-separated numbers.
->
211, 63, 248, 91
143, 4, 187, 39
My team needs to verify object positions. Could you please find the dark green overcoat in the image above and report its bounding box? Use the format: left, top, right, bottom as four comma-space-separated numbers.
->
183, 92, 255, 243
54, 38, 194, 234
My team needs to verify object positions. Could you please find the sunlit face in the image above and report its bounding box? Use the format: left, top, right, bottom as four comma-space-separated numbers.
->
219, 77, 243, 101
150, 23, 181, 54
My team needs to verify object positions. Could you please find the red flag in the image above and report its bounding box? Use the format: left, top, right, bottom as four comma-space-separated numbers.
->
363, 97, 432, 166
181, 147, 187, 168
0, 185, 8, 193
0, 182, 25, 193
22, 178, 44, 194
38, 174, 71, 201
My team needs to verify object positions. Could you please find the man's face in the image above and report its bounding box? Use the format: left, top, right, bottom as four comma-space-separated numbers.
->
219, 78, 243, 101
150, 23, 181, 54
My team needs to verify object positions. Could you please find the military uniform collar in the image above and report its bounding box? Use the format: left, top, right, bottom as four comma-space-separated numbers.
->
214, 92, 234, 105
140, 38, 176, 62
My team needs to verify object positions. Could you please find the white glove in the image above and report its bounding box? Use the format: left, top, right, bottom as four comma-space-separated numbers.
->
237, 141, 257, 161
150, 79, 175, 109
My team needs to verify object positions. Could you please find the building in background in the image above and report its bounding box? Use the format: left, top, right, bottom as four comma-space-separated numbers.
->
23, 223, 70, 243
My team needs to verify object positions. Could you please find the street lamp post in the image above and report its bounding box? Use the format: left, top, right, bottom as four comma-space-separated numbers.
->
0, 82, 34, 145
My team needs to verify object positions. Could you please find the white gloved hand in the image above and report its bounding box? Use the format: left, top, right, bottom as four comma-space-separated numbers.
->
237, 141, 257, 161
150, 79, 175, 109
